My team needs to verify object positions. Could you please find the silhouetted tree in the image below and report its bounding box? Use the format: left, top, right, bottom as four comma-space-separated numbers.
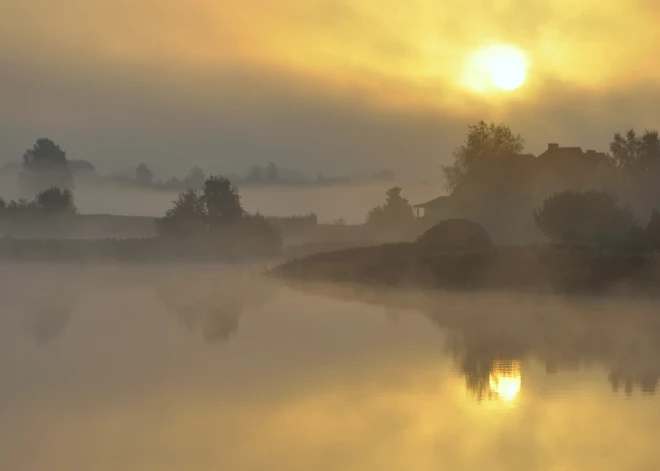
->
264, 162, 279, 183
534, 190, 640, 244
21, 138, 74, 195
443, 121, 524, 192
6, 199, 39, 214
610, 129, 660, 185
184, 166, 205, 190
35, 187, 76, 213
135, 163, 153, 187
246, 165, 264, 183
156, 189, 206, 234
366, 186, 414, 229
156, 176, 281, 254
202, 176, 244, 225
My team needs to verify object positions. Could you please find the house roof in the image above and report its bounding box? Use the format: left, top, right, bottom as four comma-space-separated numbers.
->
413, 195, 453, 209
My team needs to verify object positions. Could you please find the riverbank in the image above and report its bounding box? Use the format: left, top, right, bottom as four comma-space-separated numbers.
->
273, 242, 660, 295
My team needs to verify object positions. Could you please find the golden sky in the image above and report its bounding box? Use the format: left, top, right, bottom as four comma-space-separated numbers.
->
1, 0, 659, 176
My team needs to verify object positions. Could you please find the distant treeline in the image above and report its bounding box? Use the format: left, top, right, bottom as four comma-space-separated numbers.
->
0, 138, 396, 195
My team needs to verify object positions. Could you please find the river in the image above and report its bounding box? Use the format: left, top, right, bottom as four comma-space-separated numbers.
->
1, 264, 659, 470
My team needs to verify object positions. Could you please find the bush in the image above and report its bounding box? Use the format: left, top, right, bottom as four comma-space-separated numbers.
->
534, 190, 640, 245
35, 187, 76, 213
366, 186, 414, 230
418, 219, 494, 253
0, 187, 76, 217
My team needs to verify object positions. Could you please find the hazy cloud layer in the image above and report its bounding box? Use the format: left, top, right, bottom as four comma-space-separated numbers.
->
1, 0, 659, 178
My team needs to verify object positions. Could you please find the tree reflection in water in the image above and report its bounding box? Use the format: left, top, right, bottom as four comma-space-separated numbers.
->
153, 269, 275, 344
18, 275, 79, 345
309, 283, 660, 400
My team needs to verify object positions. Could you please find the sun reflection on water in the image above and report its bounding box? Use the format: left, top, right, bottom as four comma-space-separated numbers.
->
488, 361, 522, 402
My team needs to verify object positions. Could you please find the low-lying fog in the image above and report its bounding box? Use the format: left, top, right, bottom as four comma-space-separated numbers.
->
41, 180, 439, 222
1, 263, 660, 471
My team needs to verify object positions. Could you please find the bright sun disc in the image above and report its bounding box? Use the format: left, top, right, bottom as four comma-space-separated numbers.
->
464, 45, 528, 92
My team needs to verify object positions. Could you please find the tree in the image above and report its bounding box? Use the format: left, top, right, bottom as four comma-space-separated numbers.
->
264, 162, 279, 183
35, 187, 76, 213
136, 163, 153, 187
366, 186, 415, 229
156, 189, 206, 235
201, 176, 244, 225
609, 129, 660, 184
184, 166, 205, 190
245, 165, 264, 184
443, 121, 524, 192
155, 175, 281, 255
21, 138, 74, 195
156, 175, 244, 234
533, 190, 640, 244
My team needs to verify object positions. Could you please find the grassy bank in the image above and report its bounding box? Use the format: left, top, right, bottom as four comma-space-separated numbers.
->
273, 243, 660, 295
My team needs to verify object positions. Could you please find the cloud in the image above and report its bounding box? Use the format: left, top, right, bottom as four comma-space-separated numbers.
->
1, 0, 659, 177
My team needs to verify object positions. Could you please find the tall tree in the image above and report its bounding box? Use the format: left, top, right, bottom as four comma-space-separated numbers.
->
245, 165, 264, 183
201, 176, 244, 224
366, 186, 414, 229
443, 121, 524, 192
21, 139, 74, 195
264, 162, 279, 183
135, 163, 153, 187
609, 129, 660, 185
184, 166, 205, 190
35, 187, 76, 213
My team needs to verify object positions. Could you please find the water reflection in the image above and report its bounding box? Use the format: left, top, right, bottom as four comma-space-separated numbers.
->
489, 360, 522, 402
152, 269, 275, 344
303, 282, 660, 400
10, 270, 81, 345
3, 269, 660, 470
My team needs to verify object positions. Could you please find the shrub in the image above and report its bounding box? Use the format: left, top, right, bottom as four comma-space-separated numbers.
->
418, 219, 494, 253
36, 187, 76, 213
534, 190, 640, 245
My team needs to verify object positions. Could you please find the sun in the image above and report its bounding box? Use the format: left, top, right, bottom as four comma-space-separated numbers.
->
464, 45, 528, 92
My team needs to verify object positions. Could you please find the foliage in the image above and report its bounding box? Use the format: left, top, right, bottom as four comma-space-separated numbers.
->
245, 165, 264, 183
156, 175, 281, 254
35, 187, 77, 213
0, 187, 76, 217
533, 190, 640, 245
366, 186, 414, 229
417, 219, 494, 253
201, 175, 244, 225
136, 163, 153, 187
21, 138, 74, 195
156, 189, 207, 234
156, 176, 244, 234
609, 129, 660, 184
443, 121, 524, 192
264, 162, 279, 182
184, 166, 205, 190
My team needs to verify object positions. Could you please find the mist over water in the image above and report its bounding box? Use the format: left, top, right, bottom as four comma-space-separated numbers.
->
2, 263, 660, 471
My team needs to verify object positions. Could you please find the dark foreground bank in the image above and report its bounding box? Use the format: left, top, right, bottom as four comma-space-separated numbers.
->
273, 242, 660, 295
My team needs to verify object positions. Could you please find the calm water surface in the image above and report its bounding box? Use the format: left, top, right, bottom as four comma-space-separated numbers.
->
1, 264, 660, 471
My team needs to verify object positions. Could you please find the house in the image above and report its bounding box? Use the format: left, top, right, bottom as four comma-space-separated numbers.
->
414, 143, 614, 224
413, 195, 456, 221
